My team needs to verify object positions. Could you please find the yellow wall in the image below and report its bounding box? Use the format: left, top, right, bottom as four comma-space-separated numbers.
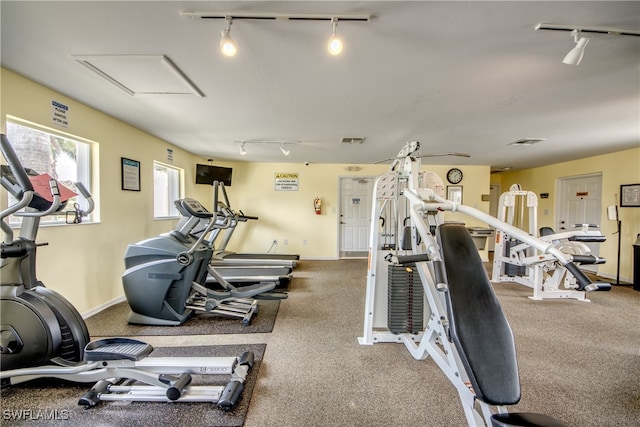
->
492, 148, 640, 283
1, 69, 212, 313
220, 163, 491, 259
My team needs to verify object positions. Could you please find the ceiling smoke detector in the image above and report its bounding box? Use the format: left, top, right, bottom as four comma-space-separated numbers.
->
508, 138, 546, 146
340, 137, 366, 144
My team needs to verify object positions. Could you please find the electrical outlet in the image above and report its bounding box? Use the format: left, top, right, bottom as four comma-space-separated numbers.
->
284, 239, 288, 245
272, 239, 278, 245
303, 239, 308, 246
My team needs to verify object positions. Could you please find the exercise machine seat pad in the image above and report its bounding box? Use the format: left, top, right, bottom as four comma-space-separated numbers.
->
437, 223, 520, 406
539, 227, 555, 237
491, 412, 568, 427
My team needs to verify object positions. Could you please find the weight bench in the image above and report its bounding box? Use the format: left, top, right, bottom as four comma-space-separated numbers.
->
437, 223, 567, 426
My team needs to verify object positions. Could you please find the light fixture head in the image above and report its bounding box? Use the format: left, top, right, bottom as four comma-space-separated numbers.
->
562, 30, 589, 65
328, 18, 343, 55
280, 144, 291, 156
220, 17, 237, 57
239, 142, 247, 155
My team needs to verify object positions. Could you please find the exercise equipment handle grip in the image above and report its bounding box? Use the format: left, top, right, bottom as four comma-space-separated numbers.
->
395, 253, 430, 265
1, 134, 33, 193
564, 262, 593, 291
433, 260, 447, 288
74, 181, 95, 215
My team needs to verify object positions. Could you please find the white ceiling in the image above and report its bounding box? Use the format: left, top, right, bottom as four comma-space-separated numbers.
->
1, 1, 639, 170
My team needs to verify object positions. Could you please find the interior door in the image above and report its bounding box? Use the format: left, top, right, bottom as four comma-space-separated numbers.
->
558, 174, 603, 272
339, 177, 374, 258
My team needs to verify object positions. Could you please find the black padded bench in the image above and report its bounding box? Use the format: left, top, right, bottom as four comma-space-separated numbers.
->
436, 223, 568, 427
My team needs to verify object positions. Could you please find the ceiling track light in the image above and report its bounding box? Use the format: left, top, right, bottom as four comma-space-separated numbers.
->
328, 18, 343, 55
535, 23, 640, 66
563, 30, 589, 65
220, 16, 236, 57
182, 11, 370, 57
236, 140, 299, 157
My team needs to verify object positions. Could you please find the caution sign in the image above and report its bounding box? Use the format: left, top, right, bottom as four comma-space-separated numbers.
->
275, 173, 299, 191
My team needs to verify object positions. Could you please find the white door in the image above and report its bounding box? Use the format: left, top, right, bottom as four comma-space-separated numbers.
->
558, 174, 603, 272
339, 177, 374, 258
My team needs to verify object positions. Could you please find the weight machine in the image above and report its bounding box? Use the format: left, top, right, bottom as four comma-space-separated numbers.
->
491, 184, 609, 301
359, 141, 608, 426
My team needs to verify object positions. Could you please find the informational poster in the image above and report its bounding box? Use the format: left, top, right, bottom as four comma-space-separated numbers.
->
51, 100, 69, 128
121, 157, 141, 191
275, 173, 299, 191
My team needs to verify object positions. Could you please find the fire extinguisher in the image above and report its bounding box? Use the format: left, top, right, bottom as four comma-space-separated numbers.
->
314, 197, 322, 215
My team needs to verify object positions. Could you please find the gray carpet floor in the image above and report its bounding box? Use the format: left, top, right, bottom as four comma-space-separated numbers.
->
85, 300, 279, 336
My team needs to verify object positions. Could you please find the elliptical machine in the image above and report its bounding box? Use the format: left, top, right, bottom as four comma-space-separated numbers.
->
0, 134, 253, 409
0, 134, 91, 371
122, 182, 286, 326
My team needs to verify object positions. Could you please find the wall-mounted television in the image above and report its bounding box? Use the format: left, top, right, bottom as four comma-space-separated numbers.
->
195, 164, 232, 186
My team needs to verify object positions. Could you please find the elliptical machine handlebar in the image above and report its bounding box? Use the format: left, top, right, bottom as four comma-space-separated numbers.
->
176, 181, 232, 266
74, 182, 95, 217
1, 134, 34, 195
1, 134, 35, 243
15, 179, 62, 217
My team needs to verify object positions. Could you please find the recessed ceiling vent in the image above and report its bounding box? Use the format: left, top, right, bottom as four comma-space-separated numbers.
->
508, 138, 546, 146
71, 54, 204, 97
340, 137, 366, 144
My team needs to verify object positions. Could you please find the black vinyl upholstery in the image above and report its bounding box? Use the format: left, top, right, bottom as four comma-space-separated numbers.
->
539, 227, 556, 237
491, 412, 568, 427
437, 223, 521, 405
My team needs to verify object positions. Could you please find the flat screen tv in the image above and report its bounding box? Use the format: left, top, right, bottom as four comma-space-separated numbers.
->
195, 164, 232, 186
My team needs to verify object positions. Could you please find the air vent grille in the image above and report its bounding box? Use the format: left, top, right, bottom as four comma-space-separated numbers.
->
508, 138, 546, 146
340, 137, 366, 144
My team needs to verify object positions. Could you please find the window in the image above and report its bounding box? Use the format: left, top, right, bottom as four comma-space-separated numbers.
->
5, 120, 95, 225
153, 161, 183, 219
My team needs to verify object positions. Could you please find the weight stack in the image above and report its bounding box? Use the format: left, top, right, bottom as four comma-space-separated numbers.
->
388, 264, 424, 334
505, 238, 526, 276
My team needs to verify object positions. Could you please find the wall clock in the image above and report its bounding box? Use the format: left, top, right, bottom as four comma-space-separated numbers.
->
446, 168, 463, 184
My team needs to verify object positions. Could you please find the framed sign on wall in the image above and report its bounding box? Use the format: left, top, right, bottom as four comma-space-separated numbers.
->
122, 157, 141, 191
620, 183, 640, 207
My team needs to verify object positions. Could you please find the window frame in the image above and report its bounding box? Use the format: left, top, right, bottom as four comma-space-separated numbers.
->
4, 117, 98, 226
153, 160, 184, 220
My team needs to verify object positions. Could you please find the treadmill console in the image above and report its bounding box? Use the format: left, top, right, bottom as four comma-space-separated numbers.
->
179, 198, 213, 218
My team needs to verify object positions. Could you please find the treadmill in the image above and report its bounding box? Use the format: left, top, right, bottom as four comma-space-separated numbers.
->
173, 198, 293, 287
207, 185, 300, 268
209, 211, 299, 268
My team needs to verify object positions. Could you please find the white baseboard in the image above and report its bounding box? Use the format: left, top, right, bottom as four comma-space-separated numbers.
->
299, 256, 340, 261
596, 271, 632, 285
82, 295, 126, 319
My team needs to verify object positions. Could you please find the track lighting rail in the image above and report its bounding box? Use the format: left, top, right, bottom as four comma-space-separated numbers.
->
181, 11, 371, 22
535, 23, 640, 37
